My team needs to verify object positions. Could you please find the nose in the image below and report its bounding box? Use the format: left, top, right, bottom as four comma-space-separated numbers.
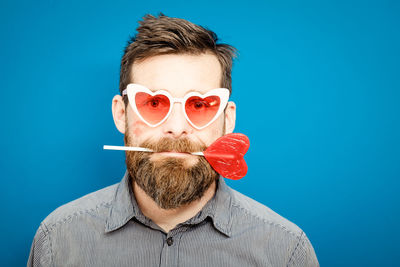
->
161, 102, 193, 138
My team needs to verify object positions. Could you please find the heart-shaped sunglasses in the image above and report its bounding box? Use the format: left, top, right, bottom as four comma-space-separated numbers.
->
122, 84, 230, 130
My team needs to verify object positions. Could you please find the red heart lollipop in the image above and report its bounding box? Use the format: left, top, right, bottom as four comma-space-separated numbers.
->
103, 133, 250, 179
203, 133, 250, 180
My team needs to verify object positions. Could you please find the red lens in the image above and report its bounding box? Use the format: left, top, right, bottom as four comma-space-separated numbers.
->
135, 92, 170, 125
185, 96, 221, 128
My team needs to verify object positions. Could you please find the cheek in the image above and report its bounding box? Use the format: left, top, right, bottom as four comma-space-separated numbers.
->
133, 123, 145, 136
127, 119, 147, 138
196, 120, 224, 147
126, 106, 148, 137
210, 127, 223, 138
210, 116, 225, 136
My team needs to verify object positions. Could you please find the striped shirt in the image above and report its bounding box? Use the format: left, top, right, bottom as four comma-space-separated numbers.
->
28, 171, 319, 266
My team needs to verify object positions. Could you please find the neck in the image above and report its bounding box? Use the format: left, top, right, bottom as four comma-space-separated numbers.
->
133, 180, 216, 233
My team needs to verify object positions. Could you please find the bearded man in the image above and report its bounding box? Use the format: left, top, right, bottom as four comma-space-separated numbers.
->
28, 14, 318, 266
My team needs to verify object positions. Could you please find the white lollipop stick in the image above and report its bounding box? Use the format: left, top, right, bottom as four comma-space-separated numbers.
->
103, 145, 204, 156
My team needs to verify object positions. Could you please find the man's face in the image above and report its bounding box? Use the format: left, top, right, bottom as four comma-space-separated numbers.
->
112, 53, 236, 209
126, 53, 229, 150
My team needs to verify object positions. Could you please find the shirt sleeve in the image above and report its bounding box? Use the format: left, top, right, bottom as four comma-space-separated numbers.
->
27, 224, 52, 267
287, 231, 319, 267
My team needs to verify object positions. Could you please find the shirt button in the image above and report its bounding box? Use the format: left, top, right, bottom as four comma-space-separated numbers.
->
166, 237, 173, 246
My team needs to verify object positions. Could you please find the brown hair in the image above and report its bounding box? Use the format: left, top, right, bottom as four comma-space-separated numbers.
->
119, 13, 237, 102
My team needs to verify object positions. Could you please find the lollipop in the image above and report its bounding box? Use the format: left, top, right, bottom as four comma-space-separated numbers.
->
104, 133, 250, 179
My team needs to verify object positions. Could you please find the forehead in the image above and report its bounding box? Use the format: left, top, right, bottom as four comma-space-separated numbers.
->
130, 53, 222, 97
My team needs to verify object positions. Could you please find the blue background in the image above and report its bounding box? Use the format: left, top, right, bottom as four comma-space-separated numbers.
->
1, 0, 399, 266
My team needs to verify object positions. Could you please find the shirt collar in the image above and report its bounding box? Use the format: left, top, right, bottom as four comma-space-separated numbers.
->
206, 176, 233, 236
105, 171, 233, 237
105, 171, 137, 233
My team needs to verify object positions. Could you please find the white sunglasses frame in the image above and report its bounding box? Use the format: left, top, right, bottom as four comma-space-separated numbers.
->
122, 83, 230, 130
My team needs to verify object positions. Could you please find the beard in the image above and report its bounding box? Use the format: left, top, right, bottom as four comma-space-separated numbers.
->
124, 132, 219, 210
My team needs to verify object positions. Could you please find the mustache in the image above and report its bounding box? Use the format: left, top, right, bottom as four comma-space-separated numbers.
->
137, 137, 207, 154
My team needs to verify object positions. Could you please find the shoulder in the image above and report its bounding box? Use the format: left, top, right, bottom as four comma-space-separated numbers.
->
225, 187, 319, 266
228, 187, 303, 238
28, 183, 121, 266
40, 183, 118, 232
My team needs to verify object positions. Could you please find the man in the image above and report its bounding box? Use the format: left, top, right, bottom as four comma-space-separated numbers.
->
28, 14, 319, 266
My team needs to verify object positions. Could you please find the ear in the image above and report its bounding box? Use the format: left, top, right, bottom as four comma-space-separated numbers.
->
224, 101, 236, 134
112, 95, 126, 134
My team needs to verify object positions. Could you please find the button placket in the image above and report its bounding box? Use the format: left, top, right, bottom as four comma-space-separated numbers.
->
160, 225, 192, 266
166, 237, 174, 246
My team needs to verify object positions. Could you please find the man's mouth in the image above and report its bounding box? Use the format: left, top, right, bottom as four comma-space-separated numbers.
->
154, 151, 193, 158
149, 151, 199, 167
